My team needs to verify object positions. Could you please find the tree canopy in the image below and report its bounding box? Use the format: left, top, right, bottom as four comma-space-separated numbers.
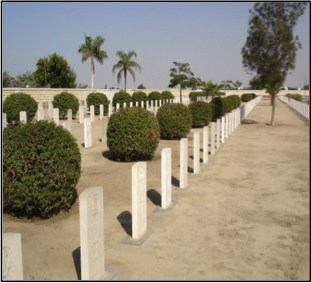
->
241, 2, 307, 125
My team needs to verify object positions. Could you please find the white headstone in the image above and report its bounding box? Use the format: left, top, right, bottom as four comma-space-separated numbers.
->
203, 126, 208, 164
79, 187, 106, 280
150, 100, 154, 109
84, 118, 92, 148
159, 100, 162, 107
99, 104, 103, 120
62, 121, 72, 134
146, 101, 149, 109
123, 102, 126, 109
135, 101, 139, 107
225, 114, 229, 139
216, 119, 220, 149
161, 148, 172, 209
67, 109, 72, 124
179, 138, 188, 189
19, 111, 27, 124
108, 103, 112, 117
90, 105, 95, 122
53, 108, 59, 126
3, 113, 8, 129
211, 122, 216, 155
141, 101, 144, 108
221, 116, 225, 143
116, 103, 120, 112
37, 101, 44, 121
130, 102, 133, 108
2, 233, 23, 280
132, 162, 147, 240
193, 132, 200, 174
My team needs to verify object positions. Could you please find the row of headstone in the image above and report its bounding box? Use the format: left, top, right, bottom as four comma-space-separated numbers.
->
279, 96, 310, 120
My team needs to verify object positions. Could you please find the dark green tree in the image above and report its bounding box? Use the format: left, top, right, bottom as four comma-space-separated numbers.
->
168, 62, 194, 103
249, 76, 264, 90
78, 33, 108, 89
200, 80, 224, 99
242, 2, 307, 125
112, 50, 142, 93
137, 83, 146, 89
34, 53, 76, 88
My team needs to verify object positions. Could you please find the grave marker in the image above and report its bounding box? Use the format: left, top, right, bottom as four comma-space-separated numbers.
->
79, 105, 84, 124
179, 138, 189, 189
3, 113, 8, 129
193, 132, 200, 174
48, 101, 53, 118
221, 116, 225, 143
53, 108, 59, 126
161, 148, 172, 209
67, 109, 72, 124
203, 126, 208, 164
19, 111, 27, 124
99, 104, 103, 120
216, 119, 220, 149
37, 101, 44, 121
90, 105, 95, 122
84, 118, 92, 148
211, 122, 216, 155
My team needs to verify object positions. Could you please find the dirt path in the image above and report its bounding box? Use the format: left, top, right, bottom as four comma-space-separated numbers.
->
3, 99, 309, 280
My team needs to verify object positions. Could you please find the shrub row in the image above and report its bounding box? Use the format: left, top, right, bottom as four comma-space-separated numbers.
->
285, 93, 303, 102
241, 93, 257, 102
210, 95, 241, 120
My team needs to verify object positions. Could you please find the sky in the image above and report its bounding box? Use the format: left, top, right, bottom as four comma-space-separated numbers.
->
2, 2, 310, 90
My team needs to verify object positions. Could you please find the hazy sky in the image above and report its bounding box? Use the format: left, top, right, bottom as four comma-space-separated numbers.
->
2, 2, 310, 89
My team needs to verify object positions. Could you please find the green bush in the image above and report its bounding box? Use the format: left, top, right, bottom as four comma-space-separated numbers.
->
157, 103, 192, 139
132, 91, 148, 107
241, 93, 253, 102
189, 101, 212, 128
3, 120, 81, 219
210, 96, 231, 120
148, 91, 162, 102
250, 93, 257, 99
86, 92, 109, 115
3, 92, 38, 124
228, 95, 242, 108
112, 91, 132, 108
285, 93, 303, 102
189, 91, 206, 102
161, 91, 174, 101
107, 107, 160, 162
52, 92, 79, 119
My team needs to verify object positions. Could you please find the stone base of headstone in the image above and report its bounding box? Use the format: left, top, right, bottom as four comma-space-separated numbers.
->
174, 182, 193, 191
189, 170, 203, 176
153, 201, 177, 213
100, 269, 118, 281
121, 228, 153, 246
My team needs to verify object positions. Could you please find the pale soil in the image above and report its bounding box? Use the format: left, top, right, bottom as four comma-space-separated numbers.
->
2, 99, 309, 281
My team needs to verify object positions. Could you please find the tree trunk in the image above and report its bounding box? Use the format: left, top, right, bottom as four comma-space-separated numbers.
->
179, 85, 182, 104
270, 93, 276, 126
124, 71, 127, 93
91, 71, 94, 89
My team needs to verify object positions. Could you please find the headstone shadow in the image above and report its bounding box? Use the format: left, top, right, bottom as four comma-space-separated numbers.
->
117, 211, 132, 237
147, 189, 161, 207
171, 176, 179, 187
72, 247, 81, 280
241, 119, 259, 125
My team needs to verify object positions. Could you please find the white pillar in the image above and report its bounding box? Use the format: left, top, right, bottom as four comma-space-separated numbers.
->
90, 105, 95, 122
84, 118, 92, 148
203, 126, 208, 164
19, 111, 27, 124
161, 148, 172, 209
193, 132, 200, 174
211, 122, 216, 155
99, 104, 103, 120
53, 108, 59, 125
179, 138, 188, 189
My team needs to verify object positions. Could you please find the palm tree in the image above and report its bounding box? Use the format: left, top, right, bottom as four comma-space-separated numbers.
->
78, 33, 108, 89
112, 51, 142, 93
200, 80, 224, 99
3, 71, 15, 87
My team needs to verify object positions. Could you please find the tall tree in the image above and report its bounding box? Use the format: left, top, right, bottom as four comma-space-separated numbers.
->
34, 53, 76, 88
249, 76, 264, 90
15, 71, 37, 88
242, 2, 307, 125
168, 62, 194, 103
112, 50, 142, 93
78, 33, 108, 89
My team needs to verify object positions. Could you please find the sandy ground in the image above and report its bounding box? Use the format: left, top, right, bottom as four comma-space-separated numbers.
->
2, 99, 309, 281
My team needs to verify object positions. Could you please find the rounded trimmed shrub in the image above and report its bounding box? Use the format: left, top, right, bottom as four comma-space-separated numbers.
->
52, 92, 79, 119
189, 91, 206, 102
210, 96, 231, 120
3, 92, 38, 124
189, 101, 212, 128
250, 93, 257, 99
157, 103, 192, 139
107, 107, 160, 162
227, 95, 241, 109
86, 92, 109, 115
161, 91, 174, 101
148, 91, 162, 102
132, 91, 148, 108
241, 93, 253, 102
3, 120, 81, 219
285, 93, 302, 101
112, 91, 132, 108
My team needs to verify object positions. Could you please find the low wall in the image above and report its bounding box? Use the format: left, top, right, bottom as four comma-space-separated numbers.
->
2, 88, 309, 103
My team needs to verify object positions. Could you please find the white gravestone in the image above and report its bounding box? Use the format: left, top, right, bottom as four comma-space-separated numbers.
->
53, 108, 59, 126
123, 102, 126, 109
2, 233, 23, 280
179, 138, 188, 189
150, 100, 154, 109
130, 102, 133, 108
63, 121, 72, 134
161, 148, 172, 209
90, 105, 95, 122
67, 109, 72, 124
159, 100, 162, 107
116, 103, 120, 112
108, 103, 112, 117
221, 116, 225, 143
19, 111, 27, 124
141, 101, 144, 108
135, 101, 139, 107
211, 122, 216, 155
216, 119, 221, 149
225, 114, 229, 139
193, 132, 200, 174
203, 126, 208, 164
3, 113, 8, 129
79, 187, 106, 280
99, 104, 103, 120
37, 101, 44, 121
132, 162, 147, 240
84, 118, 92, 148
